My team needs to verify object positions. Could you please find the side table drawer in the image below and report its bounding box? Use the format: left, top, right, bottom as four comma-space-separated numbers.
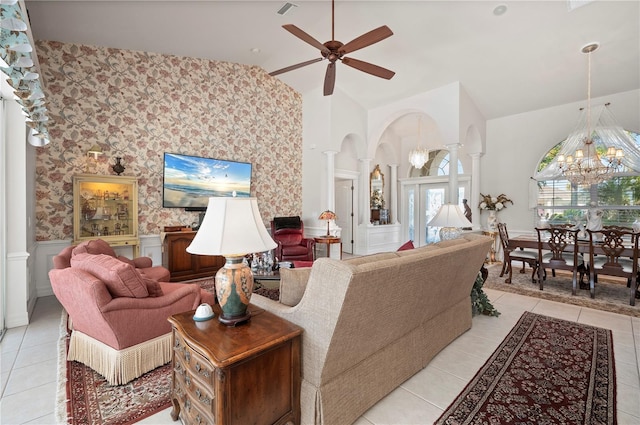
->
173, 331, 216, 424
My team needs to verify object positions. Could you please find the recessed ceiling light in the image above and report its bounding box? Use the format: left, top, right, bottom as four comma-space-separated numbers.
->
493, 4, 507, 16
250, 48, 261, 54
277, 3, 297, 16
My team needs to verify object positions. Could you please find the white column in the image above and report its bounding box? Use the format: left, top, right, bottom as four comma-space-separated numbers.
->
388, 164, 398, 224
359, 158, 372, 225
470, 153, 482, 229
323, 150, 338, 211
445, 143, 461, 204
5, 100, 30, 327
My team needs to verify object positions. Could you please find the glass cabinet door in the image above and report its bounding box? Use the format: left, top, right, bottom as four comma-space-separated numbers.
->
73, 174, 139, 253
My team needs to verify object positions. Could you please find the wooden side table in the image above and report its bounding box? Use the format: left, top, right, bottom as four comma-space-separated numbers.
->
314, 236, 342, 259
168, 306, 302, 425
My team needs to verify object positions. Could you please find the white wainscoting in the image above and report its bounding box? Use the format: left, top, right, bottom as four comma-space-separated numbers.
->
356, 223, 402, 255
35, 235, 165, 298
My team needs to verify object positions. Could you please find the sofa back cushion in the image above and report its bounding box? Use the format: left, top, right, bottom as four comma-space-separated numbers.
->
310, 234, 493, 384
71, 253, 149, 298
72, 239, 117, 258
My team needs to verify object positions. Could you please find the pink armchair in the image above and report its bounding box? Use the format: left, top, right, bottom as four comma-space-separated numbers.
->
271, 216, 315, 262
52, 238, 170, 282
50, 240, 216, 385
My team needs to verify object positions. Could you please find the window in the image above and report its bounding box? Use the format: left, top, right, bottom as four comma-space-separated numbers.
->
535, 130, 640, 226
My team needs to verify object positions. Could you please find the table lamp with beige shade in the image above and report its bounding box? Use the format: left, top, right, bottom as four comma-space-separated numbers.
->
187, 197, 277, 326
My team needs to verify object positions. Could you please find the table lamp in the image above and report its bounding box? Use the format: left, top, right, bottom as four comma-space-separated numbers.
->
427, 203, 472, 241
318, 210, 337, 237
187, 197, 277, 325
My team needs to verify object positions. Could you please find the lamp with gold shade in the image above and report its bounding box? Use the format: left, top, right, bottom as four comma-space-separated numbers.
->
318, 210, 337, 237
187, 197, 277, 326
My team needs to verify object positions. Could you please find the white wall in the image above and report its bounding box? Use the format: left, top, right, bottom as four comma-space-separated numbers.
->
483, 89, 640, 234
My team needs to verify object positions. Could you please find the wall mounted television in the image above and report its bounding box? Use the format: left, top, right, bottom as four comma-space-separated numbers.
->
162, 152, 252, 211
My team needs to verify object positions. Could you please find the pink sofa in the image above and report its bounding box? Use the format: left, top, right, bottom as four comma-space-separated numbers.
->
50, 239, 216, 385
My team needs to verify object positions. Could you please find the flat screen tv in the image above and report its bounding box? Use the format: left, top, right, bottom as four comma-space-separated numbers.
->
162, 152, 252, 211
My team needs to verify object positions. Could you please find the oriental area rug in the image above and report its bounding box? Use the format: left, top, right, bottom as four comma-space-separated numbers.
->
435, 311, 616, 425
55, 279, 278, 425
483, 263, 640, 318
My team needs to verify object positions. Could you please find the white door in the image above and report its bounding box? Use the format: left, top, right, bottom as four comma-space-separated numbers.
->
335, 178, 354, 254
404, 179, 469, 247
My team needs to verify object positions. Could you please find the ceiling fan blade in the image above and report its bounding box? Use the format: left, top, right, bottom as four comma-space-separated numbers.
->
324, 62, 336, 96
283, 24, 330, 54
339, 25, 393, 55
341, 57, 395, 80
269, 58, 324, 76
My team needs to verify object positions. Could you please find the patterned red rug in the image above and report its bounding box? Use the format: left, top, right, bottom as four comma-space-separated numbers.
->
436, 311, 616, 425
57, 312, 172, 425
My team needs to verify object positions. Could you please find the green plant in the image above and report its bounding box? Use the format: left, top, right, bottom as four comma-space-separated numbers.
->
471, 271, 500, 317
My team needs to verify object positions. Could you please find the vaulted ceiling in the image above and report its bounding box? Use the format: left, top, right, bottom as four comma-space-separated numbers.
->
25, 0, 640, 120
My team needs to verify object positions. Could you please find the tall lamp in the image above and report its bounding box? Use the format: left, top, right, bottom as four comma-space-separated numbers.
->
427, 203, 472, 241
187, 197, 277, 326
318, 210, 336, 237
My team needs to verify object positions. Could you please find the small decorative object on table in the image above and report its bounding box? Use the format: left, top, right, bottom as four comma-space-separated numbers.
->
112, 157, 125, 175
478, 193, 512, 231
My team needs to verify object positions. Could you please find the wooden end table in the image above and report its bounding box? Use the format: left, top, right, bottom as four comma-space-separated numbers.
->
168, 305, 302, 425
314, 236, 342, 259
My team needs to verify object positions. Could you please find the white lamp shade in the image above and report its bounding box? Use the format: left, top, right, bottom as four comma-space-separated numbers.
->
427, 204, 471, 228
187, 197, 277, 257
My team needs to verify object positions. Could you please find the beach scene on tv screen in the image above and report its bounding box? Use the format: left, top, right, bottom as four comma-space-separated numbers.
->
163, 153, 251, 208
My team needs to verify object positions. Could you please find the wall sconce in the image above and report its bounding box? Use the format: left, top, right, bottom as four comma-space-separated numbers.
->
87, 145, 103, 159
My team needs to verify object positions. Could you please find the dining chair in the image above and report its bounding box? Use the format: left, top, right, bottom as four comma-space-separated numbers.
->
587, 228, 640, 305
535, 226, 584, 295
497, 223, 538, 284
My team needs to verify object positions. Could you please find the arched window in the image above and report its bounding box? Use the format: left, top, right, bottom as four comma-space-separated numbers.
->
534, 130, 640, 226
410, 149, 464, 177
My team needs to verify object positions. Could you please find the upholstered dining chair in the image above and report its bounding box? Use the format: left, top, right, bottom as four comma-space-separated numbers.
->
587, 227, 640, 305
271, 216, 315, 262
536, 226, 585, 295
497, 223, 538, 284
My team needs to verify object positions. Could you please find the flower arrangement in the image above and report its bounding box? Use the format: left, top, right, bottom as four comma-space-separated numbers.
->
478, 193, 512, 211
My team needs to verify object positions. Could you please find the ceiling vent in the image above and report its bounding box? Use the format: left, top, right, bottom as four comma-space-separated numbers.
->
277, 3, 298, 16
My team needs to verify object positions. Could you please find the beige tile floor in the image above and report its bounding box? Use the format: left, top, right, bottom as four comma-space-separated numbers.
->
1, 290, 639, 424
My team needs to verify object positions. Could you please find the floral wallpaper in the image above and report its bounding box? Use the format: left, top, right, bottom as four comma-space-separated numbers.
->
34, 41, 302, 241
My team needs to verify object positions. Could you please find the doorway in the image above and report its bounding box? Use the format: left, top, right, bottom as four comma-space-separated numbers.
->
335, 172, 358, 254
402, 177, 470, 247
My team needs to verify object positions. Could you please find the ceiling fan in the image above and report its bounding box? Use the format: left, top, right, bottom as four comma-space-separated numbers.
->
269, 0, 395, 96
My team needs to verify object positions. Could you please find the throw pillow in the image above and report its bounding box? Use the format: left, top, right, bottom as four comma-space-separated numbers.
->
397, 240, 415, 251
71, 253, 149, 298
72, 239, 117, 258
142, 276, 163, 297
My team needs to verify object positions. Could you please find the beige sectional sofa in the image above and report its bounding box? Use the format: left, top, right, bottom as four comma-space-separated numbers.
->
250, 233, 493, 425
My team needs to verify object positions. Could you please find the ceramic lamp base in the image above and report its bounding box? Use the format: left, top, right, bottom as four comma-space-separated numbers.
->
215, 256, 253, 326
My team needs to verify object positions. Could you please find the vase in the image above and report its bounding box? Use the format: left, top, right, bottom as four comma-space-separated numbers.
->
486, 210, 498, 231
112, 157, 125, 175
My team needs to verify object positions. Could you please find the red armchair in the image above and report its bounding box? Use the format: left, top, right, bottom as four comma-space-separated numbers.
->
271, 216, 315, 262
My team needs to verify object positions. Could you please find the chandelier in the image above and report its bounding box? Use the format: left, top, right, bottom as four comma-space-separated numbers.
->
409, 116, 429, 169
556, 43, 623, 186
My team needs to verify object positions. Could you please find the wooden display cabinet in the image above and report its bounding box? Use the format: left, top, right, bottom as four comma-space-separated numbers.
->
162, 231, 225, 282
73, 174, 139, 256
